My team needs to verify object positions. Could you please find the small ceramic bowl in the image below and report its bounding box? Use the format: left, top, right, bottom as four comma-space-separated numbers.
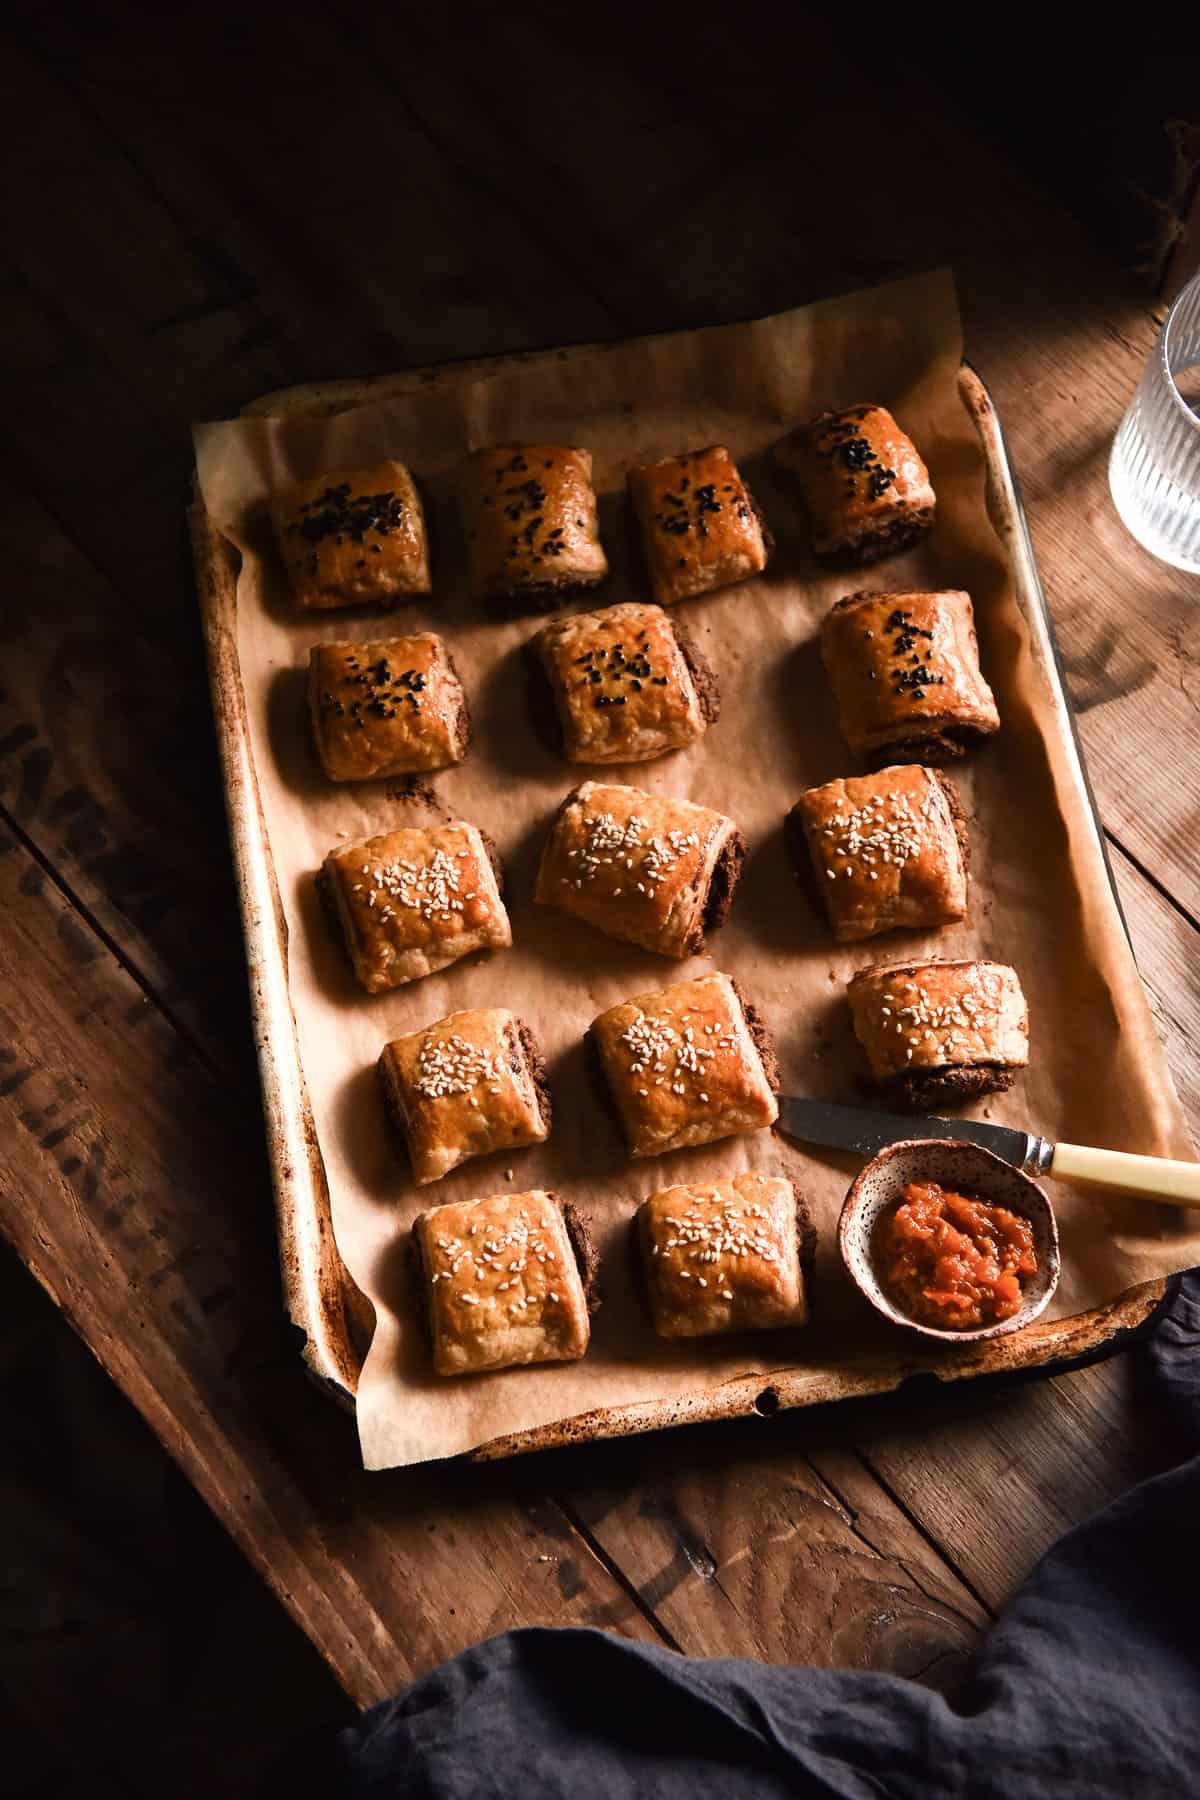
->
838, 1138, 1061, 1344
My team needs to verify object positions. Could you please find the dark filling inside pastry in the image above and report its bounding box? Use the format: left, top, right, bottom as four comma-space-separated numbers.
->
884, 1063, 1018, 1113
410, 1195, 599, 1350
513, 1018, 553, 1135
696, 829, 746, 947
673, 620, 722, 726
814, 507, 935, 571
729, 977, 781, 1094
866, 722, 992, 768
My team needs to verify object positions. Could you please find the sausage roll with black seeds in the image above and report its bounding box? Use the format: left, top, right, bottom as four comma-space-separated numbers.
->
531, 601, 718, 764
821, 589, 999, 765
272, 461, 431, 609
308, 634, 470, 780
457, 444, 607, 611
775, 404, 935, 567
627, 446, 771, 606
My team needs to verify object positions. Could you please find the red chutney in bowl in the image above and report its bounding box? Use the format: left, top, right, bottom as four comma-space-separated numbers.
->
877, 1180, 1039, 1331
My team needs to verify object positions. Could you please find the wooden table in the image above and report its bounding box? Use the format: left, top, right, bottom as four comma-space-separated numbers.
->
3, 13, 1198, 1789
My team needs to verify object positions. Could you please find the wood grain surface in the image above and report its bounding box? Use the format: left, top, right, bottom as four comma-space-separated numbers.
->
2, 8, 1197, 1790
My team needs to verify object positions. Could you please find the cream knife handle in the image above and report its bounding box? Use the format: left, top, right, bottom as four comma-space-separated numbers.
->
1050, 1142, 1200, 1208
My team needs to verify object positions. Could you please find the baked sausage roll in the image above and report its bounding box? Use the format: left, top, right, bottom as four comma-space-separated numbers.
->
308, 635, 470, 781
414, 1189, 595, 1377
775, 405, 935, 566
847, 958, 1029, 1111
787, 764, 969, 943
457, 444, 608, 611
636, 1173, 813, 1338
272, 461, 431, 609
379, 1008, 551, 1186
532, 601, 718, 765
627, 445, 771, 607
589, 971, 779, 1159
822, 590, 1000, 764
535, 781, 744, 958
320, 821, 511, 993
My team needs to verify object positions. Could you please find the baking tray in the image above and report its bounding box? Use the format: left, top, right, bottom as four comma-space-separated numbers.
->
189, 353, 1168, 1458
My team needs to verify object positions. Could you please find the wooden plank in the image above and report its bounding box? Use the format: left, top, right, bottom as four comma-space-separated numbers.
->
354, 11, 1200, 918
801, 844, 1200, 1611
556, 1429, 988, 1686
0, 825, 661, 1704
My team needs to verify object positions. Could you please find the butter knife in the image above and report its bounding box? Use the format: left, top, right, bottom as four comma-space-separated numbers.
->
776, 1094, 1200, 1209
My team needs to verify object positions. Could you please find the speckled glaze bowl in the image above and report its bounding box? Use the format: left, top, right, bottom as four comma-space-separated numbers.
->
838, 1138, 1060, 1344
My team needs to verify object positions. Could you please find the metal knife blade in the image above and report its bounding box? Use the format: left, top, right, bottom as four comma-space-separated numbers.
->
776, 1093, 1052, 1174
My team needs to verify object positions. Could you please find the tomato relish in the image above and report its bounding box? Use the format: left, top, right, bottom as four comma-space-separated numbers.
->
878, 1180, 1038, 1331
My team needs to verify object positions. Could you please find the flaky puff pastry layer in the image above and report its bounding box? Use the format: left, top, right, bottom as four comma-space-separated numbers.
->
848, 958, 1029, 1080
308, 634, 469, 781
821, 589, 999, 763
322, 821, 510, 994
533, 601, 717, 764
775, 404, 934, 566
637, 1172, 811, 1338
458, 444, 607, 608
789, 763, 968, 943
379, 1007, 550, 1186
590, 971, 778, 1159
414, 1189, 592, 1376
272, 461, 431, 609
628, 445, 770, 607
535, 781, 743, 959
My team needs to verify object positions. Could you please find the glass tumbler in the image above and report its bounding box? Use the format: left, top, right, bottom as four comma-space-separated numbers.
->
1108, 272, 1200, 574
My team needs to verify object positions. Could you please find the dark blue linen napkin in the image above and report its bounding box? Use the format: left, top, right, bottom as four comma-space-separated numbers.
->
288, 1274, 1200, 1798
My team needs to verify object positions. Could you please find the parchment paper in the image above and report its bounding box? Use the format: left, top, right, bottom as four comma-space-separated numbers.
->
195, 270, 1198, 1470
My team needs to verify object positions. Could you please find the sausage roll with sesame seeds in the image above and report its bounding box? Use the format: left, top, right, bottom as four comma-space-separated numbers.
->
822, 589, 1000, 765
775, 404, 935, 567
378, 1008, 551, 1186
272, 461, 431, 609
589, 972, 779, 1160
627, 445, 771, 607
531, 601, 719, 765
847, 959, 1030, 1112
787, 764, 969, 944
636, 1173, 814, 1338
319, 820, 511, 994
457, 444, 608, 612
535, 781, 744, 959
307, 634, 470, 781
414, 1189, 596, 1376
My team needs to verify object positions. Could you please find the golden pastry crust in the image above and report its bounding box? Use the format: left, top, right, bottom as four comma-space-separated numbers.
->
533, 601, 716, 764
379, 1008, 551, 1186
414, 1189, 592, 1376
272, 461, 431, 609
321, 821, 511, 994
307, 635, 470, 781
535, 781, 744, 958
788, 764, 969, 943
821, 590, 1000, 763
848, 958, 1029, 1106
637, 1173, 811, 1337
457, 444, 608, 609
589, 972, 779, 1159
775, 404, 935, 566
628, 445, 770, 606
